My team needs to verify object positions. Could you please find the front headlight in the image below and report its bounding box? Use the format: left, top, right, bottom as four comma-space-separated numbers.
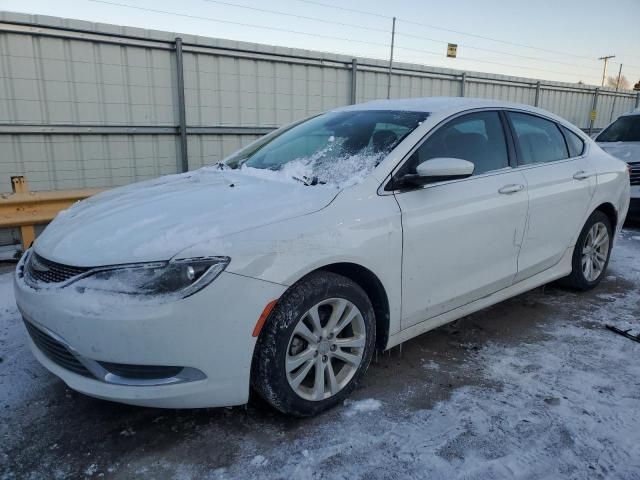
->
72, 257, 230, 299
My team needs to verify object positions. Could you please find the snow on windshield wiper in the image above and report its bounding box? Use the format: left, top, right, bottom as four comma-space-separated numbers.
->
292, 175, 320, 186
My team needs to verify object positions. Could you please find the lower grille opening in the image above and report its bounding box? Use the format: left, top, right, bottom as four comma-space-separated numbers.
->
23, 320, 93, 378
98, 362, 184, 380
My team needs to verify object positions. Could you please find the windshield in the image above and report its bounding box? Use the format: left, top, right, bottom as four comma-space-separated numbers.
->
596, 115, 640, 142
223, 110, 428, 187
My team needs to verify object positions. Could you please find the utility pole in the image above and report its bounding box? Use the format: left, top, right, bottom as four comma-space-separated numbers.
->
609, 63, 623, 122
387, 17, 396, 99
598, 55, 615, 86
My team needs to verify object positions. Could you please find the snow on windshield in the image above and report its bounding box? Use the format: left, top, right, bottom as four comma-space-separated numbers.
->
238, 146, 387, 189
226, 110, 428, 188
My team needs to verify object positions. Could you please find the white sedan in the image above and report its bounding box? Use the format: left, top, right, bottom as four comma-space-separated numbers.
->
14, 97, 630, 416
595, 109, 640, 218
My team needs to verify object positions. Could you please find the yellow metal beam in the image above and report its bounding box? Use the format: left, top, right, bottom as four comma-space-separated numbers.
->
0, 176, 103, 250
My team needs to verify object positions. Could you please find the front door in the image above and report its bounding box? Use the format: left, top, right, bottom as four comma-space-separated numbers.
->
393, 111, 529, 328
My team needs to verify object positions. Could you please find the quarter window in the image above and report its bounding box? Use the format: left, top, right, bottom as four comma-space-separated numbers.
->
561, 126, 585, 157
406, 111, 509, 175
508, 112, 569, 165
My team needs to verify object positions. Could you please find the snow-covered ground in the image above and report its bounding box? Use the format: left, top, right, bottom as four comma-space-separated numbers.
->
1, 227, 639, 480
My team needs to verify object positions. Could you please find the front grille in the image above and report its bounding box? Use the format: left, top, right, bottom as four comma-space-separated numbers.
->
26, 253, 89, 284
98, 362, 183, 380
630, 162, 640, 186
23, 320, 93, 378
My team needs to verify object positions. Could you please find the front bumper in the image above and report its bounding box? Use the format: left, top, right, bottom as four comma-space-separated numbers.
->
14, 263, 286, 408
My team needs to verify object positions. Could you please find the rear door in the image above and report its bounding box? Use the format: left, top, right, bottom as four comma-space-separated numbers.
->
506, 111, 596, 282
393, 110, 529, 328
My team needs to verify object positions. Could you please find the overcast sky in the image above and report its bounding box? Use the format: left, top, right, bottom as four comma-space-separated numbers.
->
2, 0, 639, 87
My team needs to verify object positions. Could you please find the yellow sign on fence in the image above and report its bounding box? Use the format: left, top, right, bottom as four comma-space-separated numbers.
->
590, 110, 597, 121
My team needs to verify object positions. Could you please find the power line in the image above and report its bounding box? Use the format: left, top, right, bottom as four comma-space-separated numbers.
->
199, 0, 390, 34
86, 0, 392, 49
396, 32, 605, 74
293, 0, 390, 19
290, 0, 640, 67
83, 0, 608, 85
395, 45, 601, 82
199, 0, 607, 75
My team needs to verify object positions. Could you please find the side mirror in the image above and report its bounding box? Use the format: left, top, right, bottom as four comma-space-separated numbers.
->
399, 157, 475, 187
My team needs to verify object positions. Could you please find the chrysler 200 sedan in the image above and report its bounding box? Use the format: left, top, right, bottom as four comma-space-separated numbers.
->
15, 97, 630, 416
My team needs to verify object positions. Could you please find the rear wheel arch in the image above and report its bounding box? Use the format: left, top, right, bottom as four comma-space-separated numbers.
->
593, 202, 618, 231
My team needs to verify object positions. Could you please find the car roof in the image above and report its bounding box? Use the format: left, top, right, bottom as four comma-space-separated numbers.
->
335, 97, 506, 113
333, 96, 579, 132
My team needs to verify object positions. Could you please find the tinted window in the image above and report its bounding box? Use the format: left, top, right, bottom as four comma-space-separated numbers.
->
596, 115, 640, 142
562, 126, 585, 157
407, 111, 509, 175
509, 112, 568, 165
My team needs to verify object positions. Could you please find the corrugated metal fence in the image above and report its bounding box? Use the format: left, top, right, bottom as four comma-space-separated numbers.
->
1, 12, 639, 244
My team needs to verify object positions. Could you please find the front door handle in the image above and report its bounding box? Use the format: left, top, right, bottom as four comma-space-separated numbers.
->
573, 170, 593, 180
498, 184, 524, 194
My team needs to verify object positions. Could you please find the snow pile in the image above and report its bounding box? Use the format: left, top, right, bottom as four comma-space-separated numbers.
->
343, 398, 382, 417
249, 455, 268, 467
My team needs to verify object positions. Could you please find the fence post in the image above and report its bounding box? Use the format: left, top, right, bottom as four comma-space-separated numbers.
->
460, 72, 466, 97
588, 88, 599, 136
350, 58, 357, 104
636, 91, 640, 109
175, 37, 189, 173
534, 81, 541, 107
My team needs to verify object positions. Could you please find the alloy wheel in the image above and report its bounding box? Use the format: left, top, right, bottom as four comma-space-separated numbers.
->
581, 221, 609, 282
285, 298, 366, 401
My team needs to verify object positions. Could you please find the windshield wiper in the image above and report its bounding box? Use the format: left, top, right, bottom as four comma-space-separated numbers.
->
292, 175, 320, 186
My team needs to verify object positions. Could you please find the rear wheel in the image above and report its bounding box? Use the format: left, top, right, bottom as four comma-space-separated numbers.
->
560, 210, 613, 290
251, 271, 376, 416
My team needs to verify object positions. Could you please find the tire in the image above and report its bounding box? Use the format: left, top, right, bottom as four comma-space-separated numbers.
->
560, 210, 613, 291
251, 271, 376, 417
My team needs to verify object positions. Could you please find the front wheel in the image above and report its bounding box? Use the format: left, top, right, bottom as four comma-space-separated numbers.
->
251, 271, 376, 417
560, 210, 613, 291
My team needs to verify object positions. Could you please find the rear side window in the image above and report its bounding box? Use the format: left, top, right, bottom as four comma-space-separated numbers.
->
561, 126, 585, 157
509, 112, 568, 165
596, 115, 640, 142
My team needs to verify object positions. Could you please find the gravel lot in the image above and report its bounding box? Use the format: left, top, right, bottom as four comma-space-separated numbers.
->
1, 225, 639, 480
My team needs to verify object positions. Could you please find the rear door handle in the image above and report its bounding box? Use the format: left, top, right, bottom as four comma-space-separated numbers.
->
573, 170, 593, 180
499, 184, 525, 194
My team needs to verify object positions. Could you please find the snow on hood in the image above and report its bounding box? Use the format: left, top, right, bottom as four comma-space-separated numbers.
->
597, 142, 640, 163
34, 168, 339, 267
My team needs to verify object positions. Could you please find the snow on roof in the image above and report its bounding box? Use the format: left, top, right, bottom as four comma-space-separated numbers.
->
335, 96, 535, 114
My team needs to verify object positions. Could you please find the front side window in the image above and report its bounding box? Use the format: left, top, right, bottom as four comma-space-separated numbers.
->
403, 111, 509, 176
596, 115, 640, 142
509, 112, 568, 165
223, 110, 428, 186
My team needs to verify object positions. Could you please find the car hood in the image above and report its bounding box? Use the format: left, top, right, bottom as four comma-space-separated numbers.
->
597, 142, 640, 163
34, 168, 339, 266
